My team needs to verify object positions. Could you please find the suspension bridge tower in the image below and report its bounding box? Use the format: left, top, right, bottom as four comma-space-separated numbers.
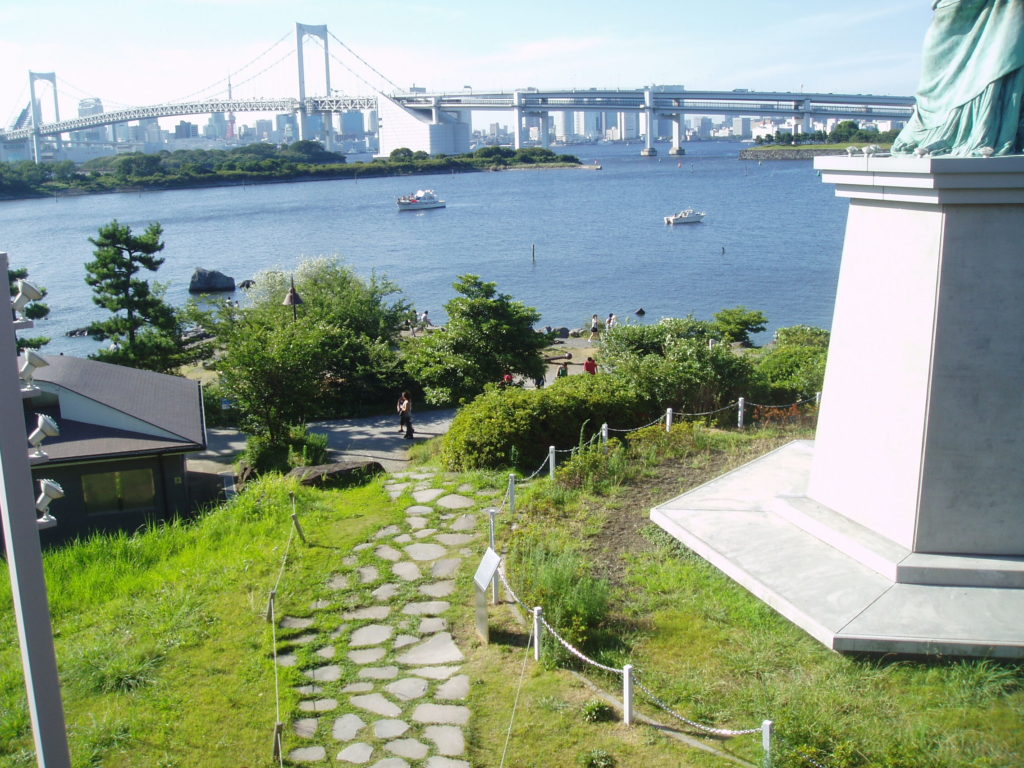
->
295, 23, 332, 147
28, 72, 61, 163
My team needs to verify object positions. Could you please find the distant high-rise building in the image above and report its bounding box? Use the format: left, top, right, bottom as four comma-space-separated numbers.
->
174, 121, 199, 139
698, 117, 713, 138
74, 97, 108, 143
255, 119, 274, 141
341, 110, 365, 138
732, 117, 752, 139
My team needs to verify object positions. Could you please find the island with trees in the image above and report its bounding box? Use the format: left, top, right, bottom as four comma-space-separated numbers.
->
0, 142, 581, 200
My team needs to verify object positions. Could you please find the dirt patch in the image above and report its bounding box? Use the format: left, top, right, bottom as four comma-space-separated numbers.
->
585, 436, 795, 590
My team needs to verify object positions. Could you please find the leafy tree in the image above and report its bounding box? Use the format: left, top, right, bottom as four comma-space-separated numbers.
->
210, 258, 411, 434
84, 220, 190, 372
402, 274, 552, 405
774, 325, 830, 348
712, 306, 768, 346
8, 266, 50, 352
389, 147, 414, 161
754, 345, 827, 401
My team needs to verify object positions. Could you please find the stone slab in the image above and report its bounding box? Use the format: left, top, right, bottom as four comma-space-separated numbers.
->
392, 561, 422, 581
376, 545, 404, 562
373, 719, 410, 739
436, 675, 469, 701
359, 665, 400, 680
350, 693, 402, 717
411, 703, 470, 725
300, 698, 339, 712
436, 494, 474, 509
394, 634, 420, 648
350, 625, 394, 647
281, 616, 314, 629
424, 725, 466, 756
349, 647, 387, 664
407, 516, 429, 529
337, 742, 374, 764
367, 758, 409, 768
393, 534, 413, 544
316, 646, 336, 659
343, 682, 374, 693
651, 441, 1024, 658
410, 665, 460, 680
419, 618, 447, 634
289, 746, 327, 762
402, 600, 450, 616
333, 713, 367, 741
405, 505, 433, 516
397, 633, 464, 666
344, 606, 392, 621
386, 738, 429, 760
372, 583, 400, 601
305, 665, 342, 682
426, 757, 470, 768
449, 515, 476, 532
430, 558, 461, 579
386, 676, 429, 701
293, 718, 319, 738
413, 528, 438, 539
435, 533, 477, 546
405, 543, 447, 561
413, 488, 445, 503
358, 566, 379, 584
419, 581, 455, 598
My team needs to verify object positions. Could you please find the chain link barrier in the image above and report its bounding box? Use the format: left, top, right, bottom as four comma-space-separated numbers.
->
607, 413, 666, 433
632, 674, 762, 737
746, 396, 818, 409
537, 614, 624, 675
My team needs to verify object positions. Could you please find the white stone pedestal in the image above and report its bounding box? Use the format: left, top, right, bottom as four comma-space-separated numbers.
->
650, 156, 1024, 657
810, 155, 1024, 557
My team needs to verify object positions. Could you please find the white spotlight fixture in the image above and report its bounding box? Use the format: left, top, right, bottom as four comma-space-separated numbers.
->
979, 146, 995, 158
845, 146, 858, 157
27, 413, 59, 458
34, 479, 63, 530
18, 349, 48, 390
11, 279, 43, 317
914, 146, 930, 158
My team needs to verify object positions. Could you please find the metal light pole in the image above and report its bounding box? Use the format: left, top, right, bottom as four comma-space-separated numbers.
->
282, 276, 303, 322
0, 252, 72, 768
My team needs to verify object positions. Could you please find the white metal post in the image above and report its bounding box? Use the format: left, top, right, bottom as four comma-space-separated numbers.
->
623, 664, 634, 725
0, 252, 72, 768
548, 445, 555, 480
488, 507, 499, 604
665, 408, 673, 432
508, 473, 516, 514
738, 397, 746, 428
532, 607, 543, 661
601, 423, 608, 451
815, 391, 822, 407
761, 719, 774, 767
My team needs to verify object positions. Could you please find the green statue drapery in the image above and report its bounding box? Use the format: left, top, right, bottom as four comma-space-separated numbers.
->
893, 0, 1024, 156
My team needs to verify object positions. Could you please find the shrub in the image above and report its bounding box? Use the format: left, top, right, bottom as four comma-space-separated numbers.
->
506, 533, 610, 663
755, 344, 827, 401
243, 426, 330, 474
577, 748, 616, 768
580, 699, 615, 723
441, 374, 652, 472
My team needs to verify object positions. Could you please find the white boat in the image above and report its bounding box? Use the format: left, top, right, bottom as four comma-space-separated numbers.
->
397, 189, 445, 210
664, 209, 705, 225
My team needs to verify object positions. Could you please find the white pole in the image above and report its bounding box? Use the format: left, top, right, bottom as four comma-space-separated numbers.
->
488, 507, 499, 604
665, 407, 673, 432
623, 664, 634, 725
548, 445, 556, 480
738, 397, 746, 429
0, 252, 72, 768
508, 473, 516, 514
761, 719, 774, 767
533, 607, 543, 661
815, 391, 822, 407
601, 423, 608, 451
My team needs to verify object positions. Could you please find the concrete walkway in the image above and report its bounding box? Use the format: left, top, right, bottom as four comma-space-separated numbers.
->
283, 472, 498, 766
186, 409, 458, 476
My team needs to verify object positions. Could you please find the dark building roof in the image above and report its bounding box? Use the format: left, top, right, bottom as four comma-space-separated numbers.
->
25, 356, 206, 464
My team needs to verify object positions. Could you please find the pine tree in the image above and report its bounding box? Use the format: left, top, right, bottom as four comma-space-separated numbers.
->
84, 220, 184, 372
8, 266, 50, 353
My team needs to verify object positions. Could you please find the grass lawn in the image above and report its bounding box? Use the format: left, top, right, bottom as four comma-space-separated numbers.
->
0, 423, 1019, 767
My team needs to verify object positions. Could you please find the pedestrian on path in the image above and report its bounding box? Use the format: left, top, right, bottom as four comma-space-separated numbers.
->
589, 314, 600, 341
398, 391, 414, 438
583, 356, 598, 375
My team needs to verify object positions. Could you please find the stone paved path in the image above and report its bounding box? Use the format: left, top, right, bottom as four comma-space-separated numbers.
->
282, 471, 498, 767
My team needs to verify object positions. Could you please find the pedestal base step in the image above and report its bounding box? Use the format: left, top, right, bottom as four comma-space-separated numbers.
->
650, 441, 1024, 658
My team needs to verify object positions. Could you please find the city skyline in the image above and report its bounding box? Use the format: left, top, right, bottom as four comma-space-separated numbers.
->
1, 0, 934, 131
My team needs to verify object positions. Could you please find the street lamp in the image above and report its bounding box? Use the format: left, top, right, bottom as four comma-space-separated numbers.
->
282, 277, 303, 322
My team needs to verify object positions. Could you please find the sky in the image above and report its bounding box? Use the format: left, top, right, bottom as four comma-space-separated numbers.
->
0, 0, 935, 130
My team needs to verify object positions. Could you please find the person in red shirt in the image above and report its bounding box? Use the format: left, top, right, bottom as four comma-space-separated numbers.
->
583, 357, 598, 375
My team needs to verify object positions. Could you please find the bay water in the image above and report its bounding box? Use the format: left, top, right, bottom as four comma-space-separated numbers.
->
0, 141, 848, 356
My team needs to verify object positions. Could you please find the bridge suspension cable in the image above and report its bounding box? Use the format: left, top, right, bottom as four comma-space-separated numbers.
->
328, 31, 401, 92
56, 76, 137, 110
170, 29, 292, 103
305, 36, 381, 97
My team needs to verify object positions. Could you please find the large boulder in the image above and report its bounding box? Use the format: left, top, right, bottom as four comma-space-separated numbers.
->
189, 268, 236, 293
287, 460, 385, 488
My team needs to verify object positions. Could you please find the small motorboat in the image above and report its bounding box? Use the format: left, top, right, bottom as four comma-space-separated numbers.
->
664, 209, 705, 225
397, 190, 446, 210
